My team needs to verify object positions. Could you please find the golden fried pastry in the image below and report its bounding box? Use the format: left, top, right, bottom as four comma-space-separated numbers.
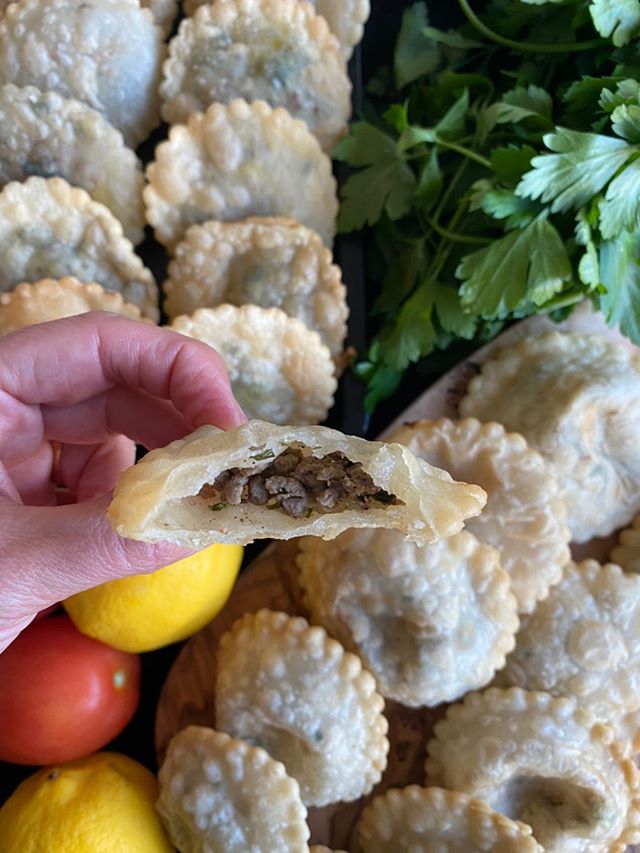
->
163, 217, 348, 359
460, 332, 640, 542
170, 305, 337, 425
144, 99, 338, 250
160, 0, 351, 150
0, 177, 158, 320
108, 420, 487, 547
426, 688, 640, 853
610, 513, 640, 573
0, 85, 145, 244
298, 529, 518, 706
0, 0, 164, 147
503, 560, 640, 751
389, 418, 570, 613
215, 609, 389, 806
0, 278, 145, 335
356, 786, 542, 852
157, 726, 309, 853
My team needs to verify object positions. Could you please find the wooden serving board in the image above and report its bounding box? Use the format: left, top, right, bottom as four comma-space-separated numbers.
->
155, 302, 635, 850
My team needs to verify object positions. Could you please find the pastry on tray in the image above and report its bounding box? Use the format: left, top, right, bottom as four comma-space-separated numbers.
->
108, 419, 486, 547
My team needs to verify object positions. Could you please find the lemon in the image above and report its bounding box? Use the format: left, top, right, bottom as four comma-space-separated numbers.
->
64, 544, 243, 653
0, 752, 174, 853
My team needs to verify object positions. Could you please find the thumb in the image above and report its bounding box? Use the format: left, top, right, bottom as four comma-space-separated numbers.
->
0, 494, 194, 651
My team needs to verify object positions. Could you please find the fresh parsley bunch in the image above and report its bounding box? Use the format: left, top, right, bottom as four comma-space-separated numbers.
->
336, 0, 640, 411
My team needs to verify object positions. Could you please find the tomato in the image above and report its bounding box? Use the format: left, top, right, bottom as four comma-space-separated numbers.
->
0, 615, 140, 765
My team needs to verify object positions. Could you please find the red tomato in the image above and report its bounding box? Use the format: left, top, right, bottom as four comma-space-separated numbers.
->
0, 615, 140, 765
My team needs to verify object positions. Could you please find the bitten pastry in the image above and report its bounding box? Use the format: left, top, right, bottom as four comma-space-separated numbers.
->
163, 217, 348, 359
298, 529, 518, 706
108, 420, 487, 547
611, 513, 640, 573
426, 687, 640, 853
503, 560, 640, 751
215, 609, 389, 806
157, 726, 309, 853
0, 278, 145, 335
389, 418, 570, 613
160, 0, 351, 150
356, 786, 542, 852
460, 332, 640, 542
170, 305, 337, 425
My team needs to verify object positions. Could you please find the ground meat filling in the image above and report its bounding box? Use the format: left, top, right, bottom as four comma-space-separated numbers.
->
200, 446, 402, 518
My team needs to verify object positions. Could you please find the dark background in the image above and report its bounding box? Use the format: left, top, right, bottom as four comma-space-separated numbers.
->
0, 0, 456, 803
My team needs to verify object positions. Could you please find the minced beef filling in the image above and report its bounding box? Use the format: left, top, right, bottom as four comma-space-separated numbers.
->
200, 447, 402, 519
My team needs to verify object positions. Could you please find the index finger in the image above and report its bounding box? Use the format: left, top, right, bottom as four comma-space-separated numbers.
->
0, 312, 246, 431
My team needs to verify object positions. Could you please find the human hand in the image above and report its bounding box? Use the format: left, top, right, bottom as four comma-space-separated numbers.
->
0, 312, 245, 652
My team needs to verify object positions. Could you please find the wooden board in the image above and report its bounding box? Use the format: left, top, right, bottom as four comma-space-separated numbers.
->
155, 302, 636, 850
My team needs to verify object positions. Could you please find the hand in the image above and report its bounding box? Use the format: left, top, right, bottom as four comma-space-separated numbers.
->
0, 312, 245, 652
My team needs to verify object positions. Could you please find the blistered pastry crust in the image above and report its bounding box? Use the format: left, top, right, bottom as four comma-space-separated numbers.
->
160, 0, 351, 151
611, 513, 640, 574
460, 332, 640, 542
356, 786, 542, 852
170, 305, 337, 425
298, 529, 518, 706
0, 85, 145, 245
0, 177, 158, 319
504, 560, 640, 748
389, 418, 570, 614
0, 278, 145, 334
107, 419, 487, 547
426, 687, 640, 853
157, 726, 309, 853
215, 609, 389, 805
163, 217, 348, 358
0, 0, 164, 147
144, 99, 338, 250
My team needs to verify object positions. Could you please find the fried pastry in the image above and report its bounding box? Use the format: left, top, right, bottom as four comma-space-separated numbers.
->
389, 418, 570, 614
0, 278, 145, 335
157, 726, 309, 853
426, 687, 640, 853
0, 85, 145, 244
141, 0, 177, 36
0, 177, 158, 320
298, 529, 518, 706
356, 786, 542, 852
215, 609, 389, 806
610, 513, 640, 573
108, 419, 487, 547
460, 332, 640, 542
170, 305, 337, 425
144, 99, 338, 250
503, 560, 640, 751
0, 0, 164, 147
163, 217, 348, 359
160, 0, 351, 151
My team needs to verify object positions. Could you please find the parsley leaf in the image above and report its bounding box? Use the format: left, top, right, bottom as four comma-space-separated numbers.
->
334, 124, 416, 232
589, 0, 640, 47
394, 2, 440, 89
377, 284, 436, 371
516, 127, 635, 212
598, 227, 640, 343
470, 180, 542, 228
433, 287, 477, 338
456, 217, 572, 317
491, 145, 537, 184
599, 156, 640, 237
575, 207, 601, 288
611, 103, 640, 142
479, 86, 554, 139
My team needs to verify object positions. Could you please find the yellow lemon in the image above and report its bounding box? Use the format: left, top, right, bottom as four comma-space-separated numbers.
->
0, 752, 174, 853
64, 544, 243, 653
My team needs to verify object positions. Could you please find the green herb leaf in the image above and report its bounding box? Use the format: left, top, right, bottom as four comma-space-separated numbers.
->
480, 86, 554, 138
377, 284, 436, 371
456, 217, 572, 317
422, 26, 483, 49
599, 78, 640, 112
250, 448, 275, 461
394, 2, 440, 89
208, 502, 228, 511
491, 146, 537, 184
433, 287, 477, 338
470, 180, 541, 228
516, 127, 635, 212
414, 148, 443, 212
575, 207, 601, 288
611, 103, 640, 141
598, 227, 640, 343
599, 156, 640, 237
589, 0, 640, 47
563, 76, 624, 128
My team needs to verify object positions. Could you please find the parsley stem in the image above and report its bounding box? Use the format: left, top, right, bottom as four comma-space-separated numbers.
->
437, 139, 491, 169
427, 218, 491, 245
457, 0, 606, 53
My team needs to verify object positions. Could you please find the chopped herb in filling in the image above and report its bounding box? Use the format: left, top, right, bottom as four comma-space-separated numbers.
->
199, 446, 403, 518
